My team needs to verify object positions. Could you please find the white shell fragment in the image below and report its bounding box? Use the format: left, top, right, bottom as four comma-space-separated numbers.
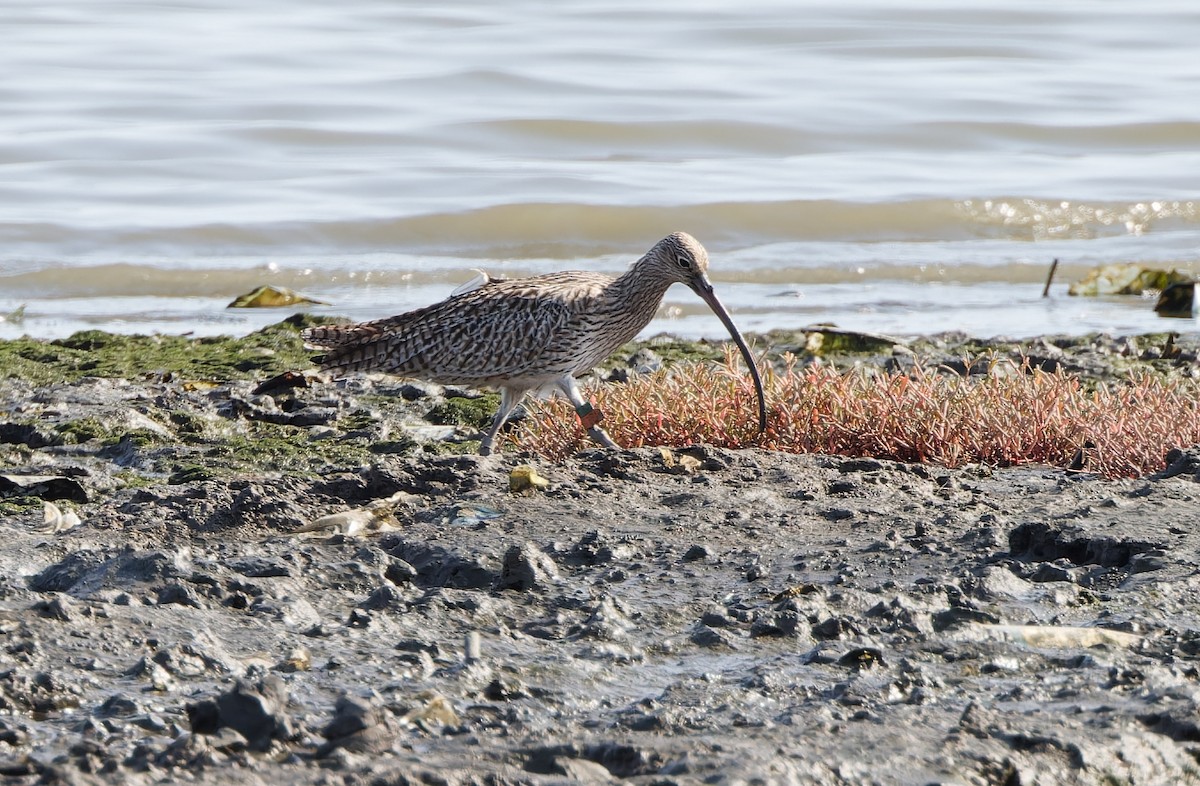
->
960, 623, 1143, 650
292, 491, 415, 537
41, 502, 82, 533
398, 692, 459, 730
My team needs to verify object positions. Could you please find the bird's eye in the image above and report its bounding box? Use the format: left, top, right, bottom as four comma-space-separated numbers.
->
676, 256, 692, 270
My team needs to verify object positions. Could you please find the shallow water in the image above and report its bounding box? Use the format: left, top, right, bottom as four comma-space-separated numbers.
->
2, 1, 1198, 340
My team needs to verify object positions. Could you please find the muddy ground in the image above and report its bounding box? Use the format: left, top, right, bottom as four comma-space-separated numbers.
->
2, 323, 1200, 785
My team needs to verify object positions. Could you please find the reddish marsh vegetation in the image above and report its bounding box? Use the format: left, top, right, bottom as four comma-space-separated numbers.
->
510, 352, 1200, 478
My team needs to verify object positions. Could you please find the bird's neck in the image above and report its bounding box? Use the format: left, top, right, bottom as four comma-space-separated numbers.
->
610, 260, 674, 325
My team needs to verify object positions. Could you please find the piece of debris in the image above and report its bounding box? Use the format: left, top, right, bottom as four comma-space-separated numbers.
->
291, 492, 414, 537
253, 371, 314, 396
40, 502, 82, 533
0, 304, 25, 324
1041, 258, 1059, 298
397, 692, 459, 731
959, 623, 1142, 649
803, 326, 907, 356
1068, 263, 1191, 297
510, 465, 549, 493
227, 285, 329, 309
181, 379, 221, 391
450, 503, 502, 526
1154, 282, 1195, 318
278, 647, 311, 673
0, 474, 89, 503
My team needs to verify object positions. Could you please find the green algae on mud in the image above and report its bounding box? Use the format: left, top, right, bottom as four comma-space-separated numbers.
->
200, 422, 376, 477
425, 393, 501, 430
614, 336, 725, 367
0, 314, 334, 385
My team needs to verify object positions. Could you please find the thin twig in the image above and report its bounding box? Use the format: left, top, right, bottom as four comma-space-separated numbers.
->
1042, 258, 1059, 298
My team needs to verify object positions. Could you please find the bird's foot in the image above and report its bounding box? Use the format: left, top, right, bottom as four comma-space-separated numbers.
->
588, 426, 620, 450
574, 401, 619, 449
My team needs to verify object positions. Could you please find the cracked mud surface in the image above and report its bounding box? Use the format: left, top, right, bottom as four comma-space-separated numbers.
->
2, 328, 1200, 785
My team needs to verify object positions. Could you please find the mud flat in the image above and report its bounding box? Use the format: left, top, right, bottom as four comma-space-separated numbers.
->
2, 321, 1200, 785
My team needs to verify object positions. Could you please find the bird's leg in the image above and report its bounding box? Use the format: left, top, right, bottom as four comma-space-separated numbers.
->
556, 376, 619, 450
479, 386, 526, 456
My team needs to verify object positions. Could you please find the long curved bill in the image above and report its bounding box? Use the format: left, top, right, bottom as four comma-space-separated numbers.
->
688, 277, 768, 436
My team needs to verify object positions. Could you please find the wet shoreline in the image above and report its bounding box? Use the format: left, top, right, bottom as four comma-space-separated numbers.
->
2, 324, 1200, 784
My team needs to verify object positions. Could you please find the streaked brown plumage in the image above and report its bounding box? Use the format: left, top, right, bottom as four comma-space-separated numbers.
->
303, 232, 767, 454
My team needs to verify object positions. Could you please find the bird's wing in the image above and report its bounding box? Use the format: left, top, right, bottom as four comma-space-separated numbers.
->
304, 273, 608, 382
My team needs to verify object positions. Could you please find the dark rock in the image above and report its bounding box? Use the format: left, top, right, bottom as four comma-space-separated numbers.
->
32, 548, 187, 597
828, 479, 858, 495
1027, 561, 1075, 583
1139, 712, 1200, 742
318, 695, 395, 756
682, 544, 709, 562
186, 677, 292, 752
0, 422, 62, 449
744, 561, 766, 582
399, 383, 434, 400
96, 695, 139, 718
32, 594, 75, 621
157, 582, 203, 607
690, 625, 733, 648
130, 714, 169, 733
1157, 447, 1200, 480
812, 616, 856, 640
379, 537, 497, 589
837, 647, 886, 671
749, 617, 785, 637
837, 458, 885, 473
383, 558, 418, 585
255, 407, 339, 428
1130, 551, 1168, 573
208, 726, 249, 754
497, 542, 559, 591
0, 474, 87, 503
229, 556, 293, 578
360, 584, 407, 611
1009, 522, 1156, 567
484, 677, 531, 701
524, 743, 661, 778
932, 607, 1001, 631
251, 371, 310, 396
27, 551, 110, 595
0, 718, 30, 747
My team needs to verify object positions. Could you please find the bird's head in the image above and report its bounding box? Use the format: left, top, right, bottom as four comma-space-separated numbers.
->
643, 231, 712, 290
639, 231, 768, 436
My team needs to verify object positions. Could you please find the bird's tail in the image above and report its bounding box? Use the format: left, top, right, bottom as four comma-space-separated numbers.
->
301, 323, 395, 375
301, 323, 382, 351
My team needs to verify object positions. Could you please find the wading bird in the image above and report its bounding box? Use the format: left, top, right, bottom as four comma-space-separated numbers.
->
302, 232, 767, 455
